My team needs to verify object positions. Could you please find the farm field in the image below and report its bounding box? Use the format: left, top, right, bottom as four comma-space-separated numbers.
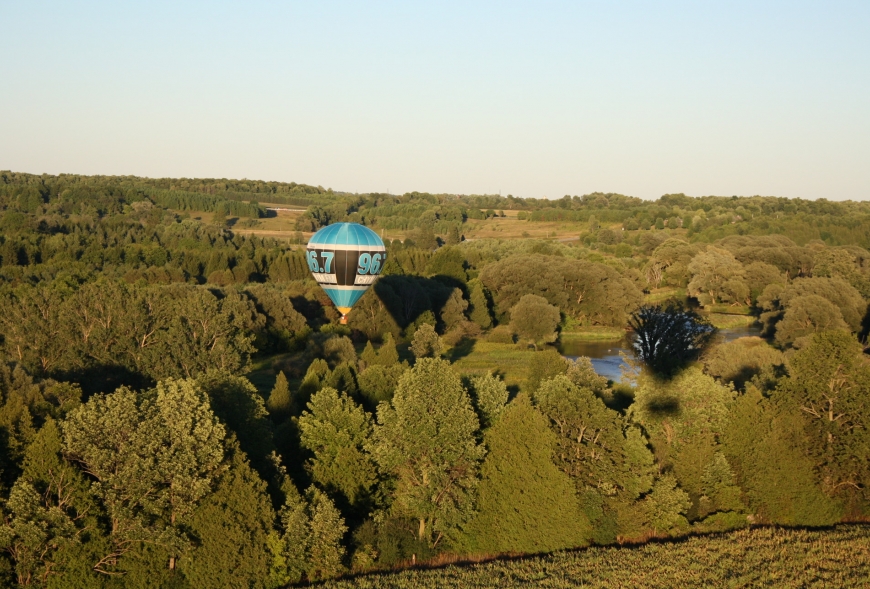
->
321, 525, 870, 589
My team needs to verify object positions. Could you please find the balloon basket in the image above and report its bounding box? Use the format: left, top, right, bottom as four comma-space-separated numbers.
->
339, 315, 348, 325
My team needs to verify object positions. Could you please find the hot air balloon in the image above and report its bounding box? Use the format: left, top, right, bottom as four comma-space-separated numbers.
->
306, 222, 386, 324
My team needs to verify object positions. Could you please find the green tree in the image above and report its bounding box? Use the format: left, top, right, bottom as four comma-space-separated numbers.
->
298, 387, 378, 514
358, 342, 378, 370
534, 375, 657, 541
370, 333, 399, 367
688, 247, 749, 306
357, 364, 407, 411
468, 373, 509, 429
268, 486, 346, 585
62, 379, 225, 573
439, 288, 468, 332
461, 395, 590, 554
211, 205, 227, 227
10, 418, 107, 588
197, 371, 277, 487
323, 336, 357, 367
758, 277, 865, 344
425, 247, 466, 283
774, 295, 848, 348
698, 452, 745, 518
410, 324, 442, 359
467, 279, 493, 329
630, 367, 735, 516
297, 359, 331, 408
0, 481, 78, 587
775, 331, 870, 508
325, 362, 358, 397
180, 437, 274, 589
510, 294, 561, 349
526, 349, 569, 393
370, 358, 484, 546
722, 387, 842, 525
703, 337, 785, 391
639, 475, 691, 533
267, 371, 292, 417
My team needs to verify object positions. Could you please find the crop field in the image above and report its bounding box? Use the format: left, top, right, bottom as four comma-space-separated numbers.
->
321, 525, 870, 588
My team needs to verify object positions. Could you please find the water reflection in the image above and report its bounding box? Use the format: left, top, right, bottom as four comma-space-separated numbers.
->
556, 323, 762, 382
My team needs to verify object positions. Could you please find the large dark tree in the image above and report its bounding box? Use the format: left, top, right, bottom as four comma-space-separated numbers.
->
628, 303, 716, 377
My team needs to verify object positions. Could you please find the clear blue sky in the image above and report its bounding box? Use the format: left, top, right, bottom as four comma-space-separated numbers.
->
1, 1, 868, 200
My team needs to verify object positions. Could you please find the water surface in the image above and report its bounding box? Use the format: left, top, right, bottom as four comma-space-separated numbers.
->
557, 323, 762, 382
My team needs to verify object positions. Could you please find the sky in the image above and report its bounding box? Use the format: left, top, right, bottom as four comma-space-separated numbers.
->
1, 1, 868, 200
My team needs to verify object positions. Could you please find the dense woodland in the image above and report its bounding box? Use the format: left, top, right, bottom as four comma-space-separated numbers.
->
0, 171, 868, 588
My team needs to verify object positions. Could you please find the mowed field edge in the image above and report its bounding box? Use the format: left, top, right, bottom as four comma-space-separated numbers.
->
317, 525, 870, 589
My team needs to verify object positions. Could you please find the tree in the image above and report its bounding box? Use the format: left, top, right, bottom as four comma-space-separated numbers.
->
638, 475, 691, 533
410, 324, 442, 359
0, 481, 78, 587
0, 420, 89, 588
425, 247, 466, 283
298, 387, 378, 514
631, 367, 735, 516
357, 363, 407, 411
775, 331, 870, 507
774, 295, 848, 348
758, 277, 865, 343
323, 336, 357, 368
197, 371, 278, 488
180, 438, 274, 589
722, 387, 842, 525
467, 279, 493, 329
478, 254, 643, 327
369, 358, 484, 546
533, 375, 656, 542
439, 288, 468, 332
628, 303, 716, 377
358, 341, 378, 370
62, 379, 226, 573
688, 247, 749, 306
703, 337, 785, 392
510, 294, 561, 349
211, 205, 227, 227
526, 349, 569, 393
461, 395, 590, 554
467, 373, 509, 429
268, 486, 346, 585
267, 371, 292, 417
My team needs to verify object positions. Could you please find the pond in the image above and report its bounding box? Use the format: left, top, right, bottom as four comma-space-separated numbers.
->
557, 323, 763, 382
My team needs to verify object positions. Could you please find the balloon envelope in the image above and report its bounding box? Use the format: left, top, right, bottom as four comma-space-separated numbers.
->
306, 223, 386, 319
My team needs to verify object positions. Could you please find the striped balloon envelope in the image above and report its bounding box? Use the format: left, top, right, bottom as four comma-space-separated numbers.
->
305, 223, 386, 323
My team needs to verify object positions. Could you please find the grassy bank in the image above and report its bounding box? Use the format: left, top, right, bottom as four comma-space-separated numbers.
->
559, 327, 625, 341
321, 525, 870, 589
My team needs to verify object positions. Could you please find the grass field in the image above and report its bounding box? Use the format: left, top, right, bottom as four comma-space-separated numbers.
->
447, 341, 536, 391
321, 525, 870, 589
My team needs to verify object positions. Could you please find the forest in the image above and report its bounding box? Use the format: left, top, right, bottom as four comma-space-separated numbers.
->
0, 171, 868, 588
